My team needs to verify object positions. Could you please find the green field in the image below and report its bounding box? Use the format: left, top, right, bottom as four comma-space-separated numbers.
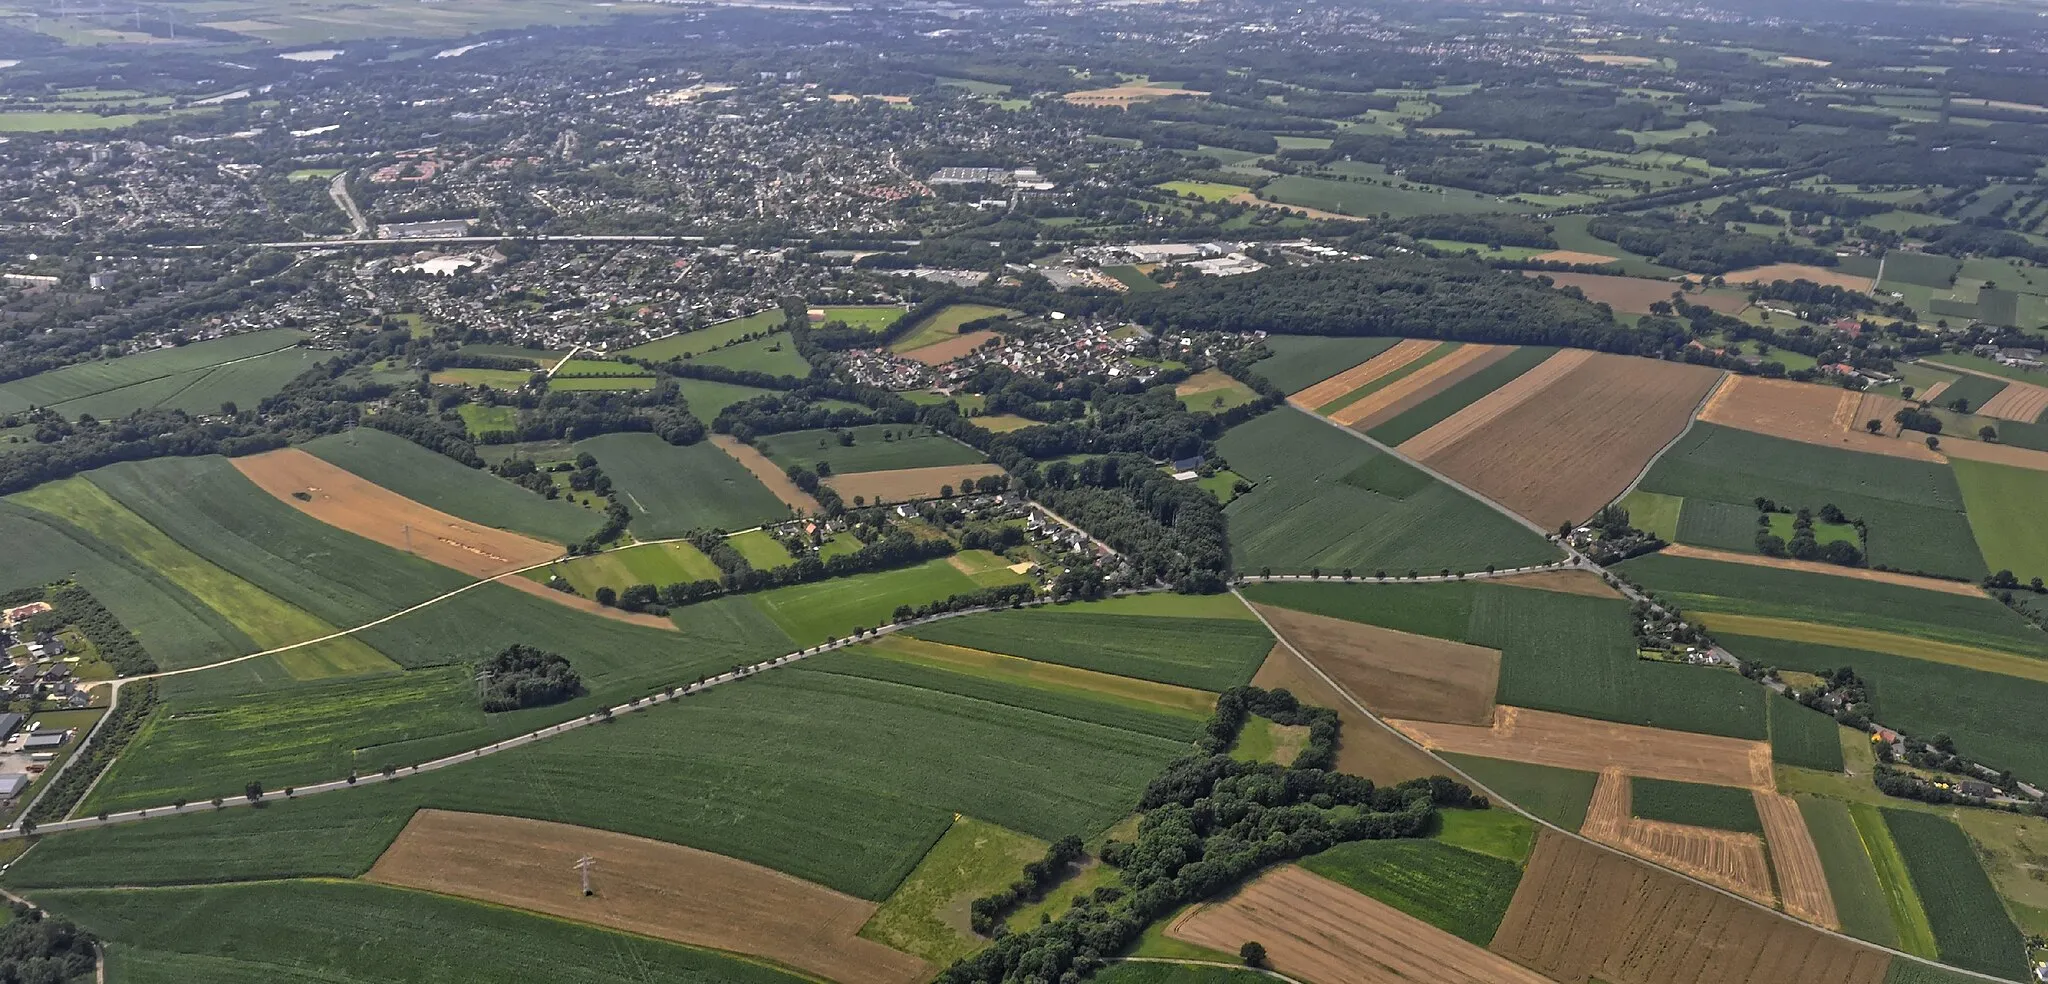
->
1434, 806, 1536, 863
1881, 250, 1965, 289
754, 424, 985, 474
677, 378, 800, 419
1883, 809, 2028, 979
1240, 580, 1478, 640
304, 429, 600, 544
1768, 696, 1846, 772
1038, 592, 1258, 620
1157, 180, 1251, 202
34, 880, 815, 984
814, 305, 906, 332
1364, 346, 1559, 445
36, 346, 329, 422
1259, 173, 1529, 218
1628, 777, 1762, 833
1924, 354, 2048, 385
1618, 490, 1683, 541
525, 540, 723, 595
578, 432, 791, 537
548, 374, 658, 391
431, 367, 533, 388
892, 304, 1015, 353
749, 558, 983, 644
903, 610, 1272, 691
859, 816, 1046, 964
550, 359, 647, 378
456, 344, 563, 366
455, 403, 517, 437
1298, 837, 1523, 945
692, 335, 813, 377
1635, 423, 1986, 578
1175, 370, 1260, 414
1857, 802, 1941, 959
1251, 336, 1401, 393
1438, 753, 1599, 831
1218, 409, 1559, 575
614, 310, 785, 361
1799, 797, 1900, 948
0, 329, 307, 415
1315, 342, 1456, 415
1939, 373, 2010, 412
1092, 963, 1270, 984
728, 528, 795, 568
1673, 498, 1764, 552
1953, 458, 2048, 581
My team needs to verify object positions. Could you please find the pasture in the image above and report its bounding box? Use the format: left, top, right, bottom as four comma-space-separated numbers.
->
456, 403, 517, 437
303, 429, 600, 544
813, 306, 906, 333
579, 432, 791, 536
728, 528, 795, 569
1259, 172, 1530, 218
1174, 369, 1259, 413
1629, 777, 1763, 833
1218, 409, 1560, 575
526, 541, 723, 596
1298, 838, 1524, 945
1799, 797, 1901, 948
749, 559, 982, 644
756, 424, 985, 474
1952, 458, 2048, 581
693, 335, 813, 377
860, 816, 1045, 965
1882, 810, 2027, 979
892, 304, 1015, 353
904, 609, 1272, 691
1252, 335, 1402, 393
0, 328, 306, 414
615, 310, 784, 361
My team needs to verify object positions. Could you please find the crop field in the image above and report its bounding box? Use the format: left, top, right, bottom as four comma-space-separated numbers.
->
825, 462, 1009, 503
526, 540, 723, 596
693, 334, 813, 377
1397, 705, 1771, 788
1580, 771, 1775, 905
1699, 376, 1943, 463
1249, 643, 1444, 784
1883, 810, 2027, 979
1492, 830, 1892, 984
1634, 423, 1987, 577
1218, 410, 1560, 575
1289, 338, 1442, 410
366, 810, 931, 984
1251, 603, 1500, 724
1240, 581, 1478, 640
1800, 797, 1901, 947
1488, 568, 1623, 598
1770, 696, 1847, 771
1364, 346, 1559, 446
707, 434, 823, 515
1299, 838, 1524, 945
750, 559, 983, 644
729, 528, 795, 569
233, 449, 565, 579
1756, 791, 1841, 929
1170, 865, 1555, 984
1325, 344, 1509, 427
549, 374, 658, 391
302, 429, 599, 545
1439, 754, 1599, 830
1938, 373, 2011, 414
615, 310, 784, 361
0, 328, 306, 414
1853, 803, 1941, 959
677, 378, 799, 419
891, 304, 1012, 352
756, 424, 985, 474
860, 816, 1046, 965
1629, 777, 1763, 833
904, 609, 1272, 691
1260, 172, 1530, 218
34, 880, 813, 984
1175, 368, 1260, 413
1976, 375, 2048, 422
1403, 353, 1721, 530
1252, 336, 1402, 393
579, 432, 790, 537
1952, 458, 2048, 581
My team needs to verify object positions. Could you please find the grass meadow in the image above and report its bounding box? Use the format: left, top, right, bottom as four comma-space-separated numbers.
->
859, 816, 1046, 964
1434, 807, 1536, 865
892, 304, 1014, 352
1882, 809, 2028, 979
748, 559, 982, 644
691, 335, 812, 377
1855, 802, 1941, 959
304, 429, 600, 544
755, 424, 985, 474
456, 403, 517, 438
1952, 458, 2048, 581
1437, 753, 1599, 831
814, 305, 907, 332
728, 528, 795, 569
578, 433, 791, 537
1628, 777, 1763, 833
1797, 797, 1899, 947
0, 329, 306, 415
902, 610, 1273, 691
1249, 336, 1401, 393
614, 310, 784, 361
526, 541, 724, 595
1299, 838, 1524, 945
432, 368, 533, 388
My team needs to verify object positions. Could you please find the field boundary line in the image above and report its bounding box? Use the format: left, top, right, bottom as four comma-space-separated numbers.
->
1287, 404, 1560, 542
1611, 365, 1727, 506
1232, 587, 2013, 984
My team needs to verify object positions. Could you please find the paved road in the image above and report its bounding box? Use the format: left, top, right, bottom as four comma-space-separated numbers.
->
327, 171, 369, 239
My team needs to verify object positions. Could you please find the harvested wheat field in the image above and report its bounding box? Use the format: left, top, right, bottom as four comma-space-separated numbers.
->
903, 330, 999, 366
1250, 643, 1439, 783
368, 810, 930, 984
1169, 865, 1552, 984
1391, 706, 1772, 788
1253, 604, 1499, 725
1756, 791, 1839, 928
500, 574, 679, 630
1531, 249, 1619, 265
1490, 569, 1623, 598
1853, 391, 1915, 435
712, 434, 821, 514
1493, 831, 1890, 984
1395, 350, 1593, 459
1657, 544, 1989, 596
1063, 84, 1207, 107
826, 463, 1007, 504
1940, 436, 2048, 472
1288, 338, 1437, 407
1698, 375, 1942, 461
1406, 354, 1722, 530
1979, 376, 2048, 422
1723, 263, 1874, 292
1350, 346, 1516, 426
1580, 771, 1775, 906
1530, 272, 1746, 314
1327, 344, 1509, 427
232, 449, 562, 578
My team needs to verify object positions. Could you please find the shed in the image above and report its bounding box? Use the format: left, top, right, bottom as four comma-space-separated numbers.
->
0, 774, 28, 799
22, 731, 65, 752
0, 713, 21, 740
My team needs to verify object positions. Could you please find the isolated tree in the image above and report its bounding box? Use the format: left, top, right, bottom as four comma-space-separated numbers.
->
1241, 942, 1267, 967
594, 585, 618, 607
1927, 436, 1941, 451
1980, 425, 1999, 441
1865, 419, 1883, 434
245, 781, 263, 802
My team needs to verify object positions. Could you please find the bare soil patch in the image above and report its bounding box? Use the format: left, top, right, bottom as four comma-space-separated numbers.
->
1410, 353, 1722, 530
1253, 603, 1500, 725
1250, 642, 1439, 784
1390, 705, 1772, 789
1699, 375, 1943, 461
499, 574, 680, 631
1170, 865, 1553, 984
1327, 344, 1509, 427
903, 330, 999, 366
1492, 830, 1890, 984
826, 463, 1007, 504
1530, 272, 1747, 314
712, 434, 821, 514
368, 810, 929, 984
1724, 263, 1873, 291
1581, 770, 1775, 906
1490, 569, 1623, 598
1395, 350, 1593, 459
1531, 249, 1619, 265
1756, 790, 1840, 929
1656, 544, 1989, 596
1287, 338, 1436, 406
232, 449, 561, 579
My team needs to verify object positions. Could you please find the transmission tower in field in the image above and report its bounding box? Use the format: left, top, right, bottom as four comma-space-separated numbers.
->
573, 855, 597, 896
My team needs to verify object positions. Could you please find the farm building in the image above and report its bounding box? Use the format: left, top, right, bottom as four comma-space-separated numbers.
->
0, 713, 22, 741
22, 731, 66, 752
0, 774, 27, 799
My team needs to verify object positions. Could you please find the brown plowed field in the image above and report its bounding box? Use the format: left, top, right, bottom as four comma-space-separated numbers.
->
1920, 379, 1952, 404
1657, 544, 1989, 596
1940, 435, 2048, 472
903, 330, 999, 366
367, 810, 931, 984
1395, 350, 1592, 459
1409, 354, 1722, 530
1490, 569, 1622, 598
1390, 706, 1772, 788
1327, 344, 1507, 426
1250, 643, 1439, 784
1723, 263, 1875, 292
1981, 377, 2048, 423
1531, 250, 1619, 265
1168, 865, 1554, 984
1756, 791, 1840, 929
825, 463, 1007, 503
1347, 345, 1515, 426
1854, 392, 1915, 436
712, 434, 821, 514
1700, 376, 1943, 461
499, 574, 679, 631
1252, 603, 1499, 725
232, 449, 562, 579
1491, 830, 1892, 984
1288, 338, 1437, 406
1581, 771, 1775, 905
1529, 273, 1747, 314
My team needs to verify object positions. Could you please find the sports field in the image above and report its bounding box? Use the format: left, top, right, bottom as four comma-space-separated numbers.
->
579, 432, 791, 537
755, 424, 985, 474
